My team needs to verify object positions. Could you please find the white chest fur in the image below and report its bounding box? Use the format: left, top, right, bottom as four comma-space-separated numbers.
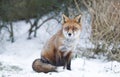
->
59, 38, 79, 56
59, 38, 79, 52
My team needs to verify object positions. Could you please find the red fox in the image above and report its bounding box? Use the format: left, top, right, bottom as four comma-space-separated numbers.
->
32, 14, 82, 73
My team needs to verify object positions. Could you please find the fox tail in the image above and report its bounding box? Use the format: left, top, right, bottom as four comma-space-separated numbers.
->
32, 58, 57, 73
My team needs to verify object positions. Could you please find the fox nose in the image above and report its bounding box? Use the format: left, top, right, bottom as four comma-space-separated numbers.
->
68, 33, 72, 36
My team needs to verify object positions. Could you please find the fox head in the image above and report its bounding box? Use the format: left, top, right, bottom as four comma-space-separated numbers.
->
62, 14, 82, 39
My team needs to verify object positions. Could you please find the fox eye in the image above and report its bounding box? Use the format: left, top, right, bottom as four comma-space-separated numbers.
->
73, 27, 78, 30
65, 26, 69, 30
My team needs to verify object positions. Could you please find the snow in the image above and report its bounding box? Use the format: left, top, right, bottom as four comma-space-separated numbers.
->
0, 15, 120, 77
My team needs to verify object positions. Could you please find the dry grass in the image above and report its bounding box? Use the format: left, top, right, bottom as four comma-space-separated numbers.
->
75, 0, 120, 61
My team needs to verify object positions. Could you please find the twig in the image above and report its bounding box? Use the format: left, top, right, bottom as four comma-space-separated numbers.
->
74, 0, 82, 14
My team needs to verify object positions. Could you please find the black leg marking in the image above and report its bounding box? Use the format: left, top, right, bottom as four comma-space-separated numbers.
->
67, 60, 71, 70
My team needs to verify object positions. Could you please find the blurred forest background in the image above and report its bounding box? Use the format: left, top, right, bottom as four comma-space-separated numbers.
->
0, 0, 120, 61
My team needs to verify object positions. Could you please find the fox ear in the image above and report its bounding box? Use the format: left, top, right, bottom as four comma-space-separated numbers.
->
62, 14, 69, 23
75, 15, 81, 23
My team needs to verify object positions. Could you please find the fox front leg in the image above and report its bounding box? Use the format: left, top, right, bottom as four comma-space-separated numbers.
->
66, 60, 71, 70
63, 52, 72, 70
63, 57, 71, 70
63, 57, 67, 69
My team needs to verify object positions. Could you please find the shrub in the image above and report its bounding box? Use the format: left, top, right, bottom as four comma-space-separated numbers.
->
82, 0, 120, 60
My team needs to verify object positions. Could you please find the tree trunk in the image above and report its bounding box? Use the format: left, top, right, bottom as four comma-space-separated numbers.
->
10, 22, 14, 43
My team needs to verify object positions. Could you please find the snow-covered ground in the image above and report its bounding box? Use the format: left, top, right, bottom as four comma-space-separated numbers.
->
0, 15, 120, 77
